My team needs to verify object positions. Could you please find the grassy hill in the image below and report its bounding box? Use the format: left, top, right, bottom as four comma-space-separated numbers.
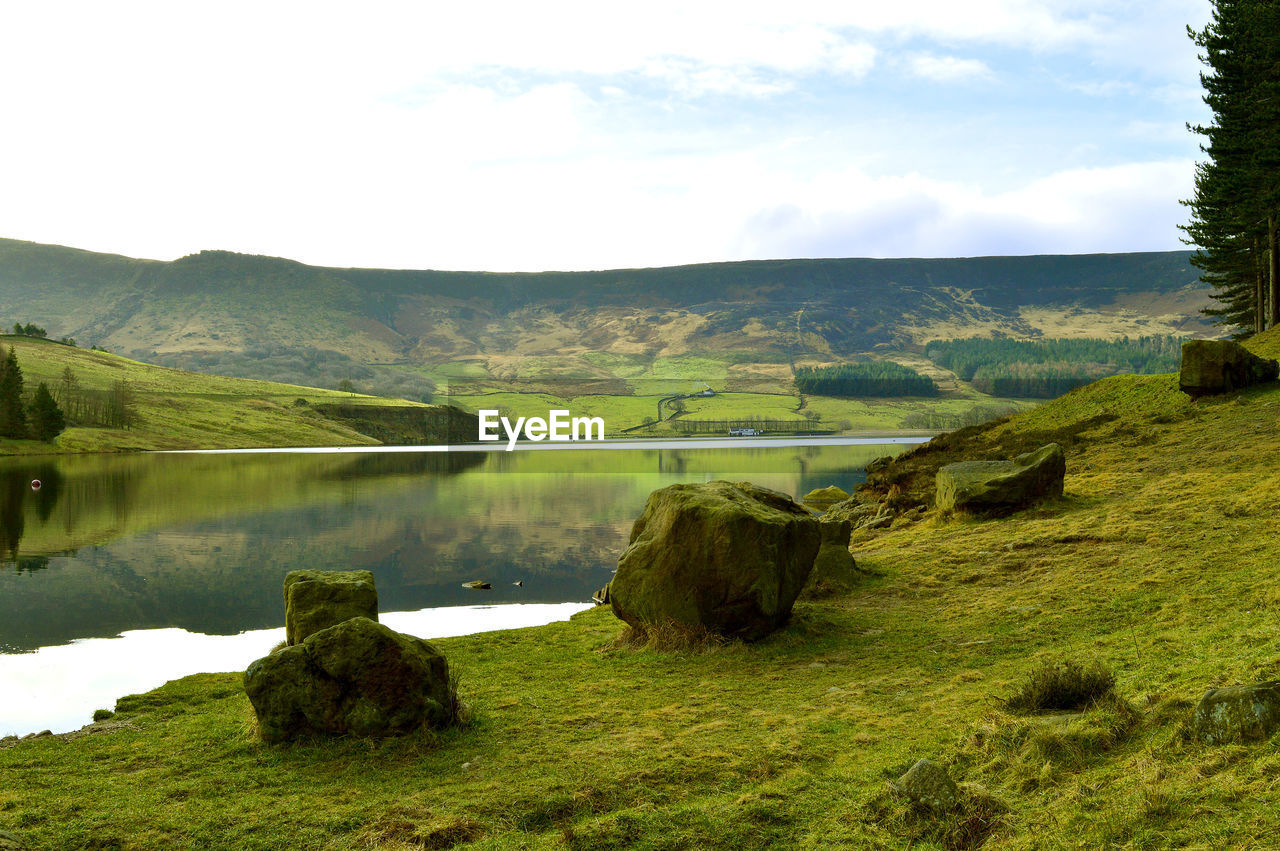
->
4, 338, 1280, 847
0, 336, 469, 453
0, 239, 1214, 393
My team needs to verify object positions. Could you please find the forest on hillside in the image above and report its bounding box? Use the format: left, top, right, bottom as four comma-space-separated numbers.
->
794, 362, 938, 397
925, 336, 1183, 398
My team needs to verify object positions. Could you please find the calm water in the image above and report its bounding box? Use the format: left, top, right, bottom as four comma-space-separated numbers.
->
0, 439, 918, 735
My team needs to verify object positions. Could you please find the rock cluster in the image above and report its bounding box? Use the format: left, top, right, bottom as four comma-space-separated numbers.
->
245, 569, 452, 743
609, 481, 820, 640
1179, 339, 1278, 398
935, 443, 1065, 514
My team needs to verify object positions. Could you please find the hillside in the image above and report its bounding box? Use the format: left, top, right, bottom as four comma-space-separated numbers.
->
0, 337, 475, 453
0, 239, 1215, 395
3, 345, 1280, 847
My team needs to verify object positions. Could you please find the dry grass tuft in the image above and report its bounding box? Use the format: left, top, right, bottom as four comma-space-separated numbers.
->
1003, 659, 1116, 714
609, 619, 730, 653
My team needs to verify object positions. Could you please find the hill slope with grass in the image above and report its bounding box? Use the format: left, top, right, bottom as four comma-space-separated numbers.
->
0, 239, 1214, 387
1, 336, 473, 453
4, 338, 1280, 847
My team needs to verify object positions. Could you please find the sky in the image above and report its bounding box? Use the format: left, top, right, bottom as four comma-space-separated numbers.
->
0, 1, 1212, 271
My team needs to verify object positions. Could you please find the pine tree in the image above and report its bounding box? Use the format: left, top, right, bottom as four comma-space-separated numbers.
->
0, 346, 26, 439
1183, 0, 1280, 334
27, 382, 65, 441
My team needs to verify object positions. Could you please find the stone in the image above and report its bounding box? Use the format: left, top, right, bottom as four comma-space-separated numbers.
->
244, 616, 451, 743
1179, 339, 1279, 398
1189, 681, 1280, 745
813, 519, 857, 574
610, 481, 821, 641
802, 485, 850, 511
283, 569, 379, 646
822, 498, 880, 526
892, 758, 960, 813
935, 443, 1065, 514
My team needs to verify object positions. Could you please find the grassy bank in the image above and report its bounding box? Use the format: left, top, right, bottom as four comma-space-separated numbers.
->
2, 337, 444, 453
5, 337, 1280, 848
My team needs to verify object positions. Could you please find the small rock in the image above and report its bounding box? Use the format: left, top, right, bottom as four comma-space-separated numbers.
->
813, 519, 857, 575
284, 569, 379, 646
1190, 681, 1280, 745
513, 580, 523, 587
803, 485, 850, 511
892, 758, 959, 813
936, 443, 1065, 514
461, 762, 474, 771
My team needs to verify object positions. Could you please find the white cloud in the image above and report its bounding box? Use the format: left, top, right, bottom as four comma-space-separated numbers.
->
0, 2, 1210, 269
731, 160, 1195, 260
906, 54, 995, 83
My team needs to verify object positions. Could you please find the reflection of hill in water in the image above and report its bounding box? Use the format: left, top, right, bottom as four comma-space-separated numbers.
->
0, 444, 898, 652
0, 452, 485, 561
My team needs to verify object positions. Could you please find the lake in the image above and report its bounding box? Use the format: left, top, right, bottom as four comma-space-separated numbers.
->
0, 437, 921, 736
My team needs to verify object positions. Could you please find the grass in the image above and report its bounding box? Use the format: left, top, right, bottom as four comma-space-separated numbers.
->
6, 334, 1280, 847
3, 336, 438, 454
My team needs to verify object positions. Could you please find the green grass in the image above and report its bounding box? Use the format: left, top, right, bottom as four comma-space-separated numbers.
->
3, 337, 436, 454
8, 339, 1280, 847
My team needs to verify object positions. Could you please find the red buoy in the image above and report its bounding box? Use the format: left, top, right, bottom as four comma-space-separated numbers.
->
30, 479, 41, 491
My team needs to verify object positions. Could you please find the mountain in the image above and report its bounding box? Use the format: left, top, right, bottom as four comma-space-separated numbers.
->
0, 238, 1216, 391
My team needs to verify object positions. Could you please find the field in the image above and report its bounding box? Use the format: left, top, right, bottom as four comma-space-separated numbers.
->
4, 332, 1280, 848
438, 353, 1035, 437
2, 336, 435, 454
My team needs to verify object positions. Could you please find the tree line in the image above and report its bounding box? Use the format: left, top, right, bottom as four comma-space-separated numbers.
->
0, 347, 67, 441
925, 336, 1183, 381
794, 362, 939, 397
1182, 1, 1280, 334
54, 368, 137, 429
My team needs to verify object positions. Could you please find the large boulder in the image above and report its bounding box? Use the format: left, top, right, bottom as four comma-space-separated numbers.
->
936, 443, 1065, 514
284, 569, 379, 645
610, 481, 821, 641
1180, 339, 1279, 398
245, 617, 450, 743
1189, 681, 1280, 745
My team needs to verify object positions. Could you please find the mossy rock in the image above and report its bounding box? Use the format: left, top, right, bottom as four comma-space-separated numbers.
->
1179, 339, 1279, 398
1190, 681, 1280, 745
802, 485, 850, 510
284, 569, 379, 646
813, 519, 856, 575
892, 758, 959, 813
935, 443, 1065, 514
244, 617, 450, 743
610, 481, 820, 641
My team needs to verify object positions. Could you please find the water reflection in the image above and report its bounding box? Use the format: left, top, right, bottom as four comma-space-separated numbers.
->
0, 442, 908, 655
